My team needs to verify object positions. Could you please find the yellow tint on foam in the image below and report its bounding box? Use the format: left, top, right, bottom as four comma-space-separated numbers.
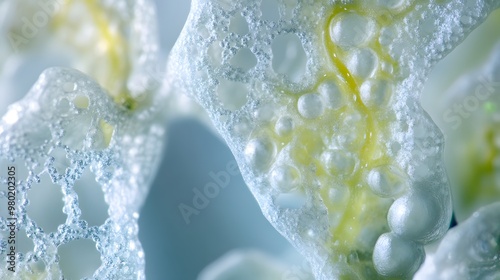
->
322, 4, 394, 253
51, 0, 136, 109
253, 1, 429, 275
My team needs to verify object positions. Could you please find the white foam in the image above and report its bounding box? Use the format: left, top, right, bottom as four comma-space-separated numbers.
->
167, 0, 499, 278
0, 0, 163, 278
414, 202, 500, 280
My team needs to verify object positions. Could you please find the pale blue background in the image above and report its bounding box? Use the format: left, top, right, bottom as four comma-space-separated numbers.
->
138, 1, 293, 279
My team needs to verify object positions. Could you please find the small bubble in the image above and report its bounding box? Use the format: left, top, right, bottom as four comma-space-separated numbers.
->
367, 165, 408, 198
244, 138, 276, 171
388, 191, 443, 241
275, 116, 294, 136
330, 13, 375, 48
347, 49, 378, 79
322, 149, 355, 175
373, 233, 424, 277
377, 0, 407, 9
254, 104, 274, 122
63, 82, 77, 93
360, 79, 393, 107
56, 98, 71, 114
73, 95, 90, 109
318, 81, 344, 109
234, 120, 252, 137
298, 93, 324, 119
270, 165, 300, 191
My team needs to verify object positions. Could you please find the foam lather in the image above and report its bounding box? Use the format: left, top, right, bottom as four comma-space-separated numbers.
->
415, 202, 500, 280
0, 0, 164, 278
0, 67, 166, 279
167, 0, 499, 278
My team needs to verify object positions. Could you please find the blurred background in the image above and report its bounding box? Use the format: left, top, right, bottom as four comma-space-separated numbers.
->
138, 1, 299, 279
0, 1, 499, 279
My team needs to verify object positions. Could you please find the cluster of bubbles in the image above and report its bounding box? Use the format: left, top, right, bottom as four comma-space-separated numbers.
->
0, 0, 165, 278
168, 0, 499, 279
0, 68, 166, 279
